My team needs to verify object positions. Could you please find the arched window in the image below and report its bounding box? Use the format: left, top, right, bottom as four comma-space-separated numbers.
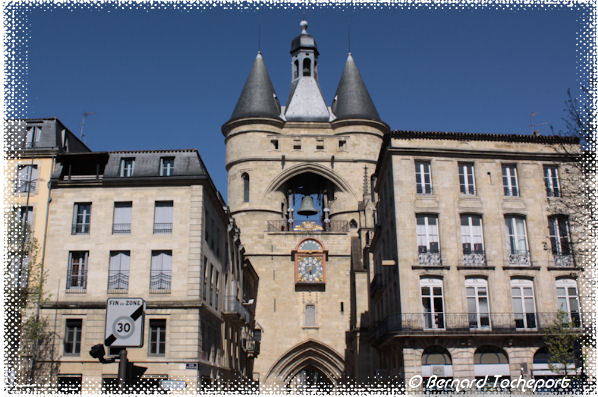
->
474, 346, 509, 378
242, 173, 250, 203
350, 219, 358, 229
303, 58, 311, 76
421, 346, 453, 379
293, 60, 299, 79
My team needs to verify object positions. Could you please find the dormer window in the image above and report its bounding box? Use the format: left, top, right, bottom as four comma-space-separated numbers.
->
26, 125, 42, 148
119, 158, 135, 177
303, 58, 311, 76
160, 157, 174, 176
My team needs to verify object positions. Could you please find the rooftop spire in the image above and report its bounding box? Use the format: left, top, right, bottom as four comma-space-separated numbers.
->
229, 52, 281, 122
331, 53, 381, 122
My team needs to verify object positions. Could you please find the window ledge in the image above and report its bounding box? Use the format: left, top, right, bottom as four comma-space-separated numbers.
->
502, 266, 541, 271
411, 265, 450, 270
65, 289, 86, 294
302, 326, 319, 329
107, 289, 128, 294
149, 290, 171, 294
547, 267, 582, 271
457, 266, 496, 270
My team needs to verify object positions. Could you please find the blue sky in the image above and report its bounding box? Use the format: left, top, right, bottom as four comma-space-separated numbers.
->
23, 3, 585, 197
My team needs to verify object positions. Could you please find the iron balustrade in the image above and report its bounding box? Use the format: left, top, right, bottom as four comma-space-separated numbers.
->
223, 295, 250, 323
266, 219, 349, 232
507, 250, 531, 266
462, 251, 487, 266
418, 252, 442, 266
153, 223, 172, 234
14, 179, 36, 193
107, 272, 129, 291
374, 312, 577, 340
553, 254, 575, 267
71, 223, 90, 234
112, 223, 131, 234
150, 271, 171, 292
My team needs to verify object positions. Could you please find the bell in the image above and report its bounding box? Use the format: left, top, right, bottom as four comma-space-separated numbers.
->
297, 196, 318, 216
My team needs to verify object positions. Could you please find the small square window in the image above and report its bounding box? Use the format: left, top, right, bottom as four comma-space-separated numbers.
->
119, 158, 135, 177
271, 139, 279, 150
293, 140, 302, 151
316, 139, 324, 151
338, 139, 347, 151
160, 157, 175, 176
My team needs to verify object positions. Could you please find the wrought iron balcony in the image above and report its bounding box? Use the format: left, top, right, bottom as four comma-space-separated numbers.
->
266, 219, 349, 233
112, 223, 131, 234
462, 251, 487, 267
150, 271, 171, 293
418, 252, 442, 266
153, 223, 172, 234
223, 295, 250, 324
553, 254, 575, 268
71, 222, 90, 234
107, 272, 129, 292
507, 250, 530, 266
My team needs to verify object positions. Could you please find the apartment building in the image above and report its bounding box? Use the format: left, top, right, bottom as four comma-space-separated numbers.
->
36, 149, 258, 392
369, 130, 587, 390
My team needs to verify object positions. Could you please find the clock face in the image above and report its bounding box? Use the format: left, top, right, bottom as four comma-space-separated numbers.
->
297, 256, 324, 283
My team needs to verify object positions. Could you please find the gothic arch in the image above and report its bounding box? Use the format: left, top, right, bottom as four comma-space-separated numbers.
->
265, 163, 355, 196
265, 339, 345, 386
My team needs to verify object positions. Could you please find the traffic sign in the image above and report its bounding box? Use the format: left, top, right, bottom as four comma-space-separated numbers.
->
160, 380, 187, 390
105, 298, 145, 347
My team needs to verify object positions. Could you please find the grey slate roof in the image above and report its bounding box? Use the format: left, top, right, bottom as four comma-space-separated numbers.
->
8, 118, 91, 153
228, 52, 282, 122
284, 77, 330, 122
103, 150, 207, 178
331, 53, 381, 122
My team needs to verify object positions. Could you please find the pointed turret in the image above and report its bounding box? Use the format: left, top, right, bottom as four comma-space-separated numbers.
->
331, 53, 381, 121
229, 52, 281, 122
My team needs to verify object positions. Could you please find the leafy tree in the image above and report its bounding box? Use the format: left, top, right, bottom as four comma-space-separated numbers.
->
543, 310, 582, 377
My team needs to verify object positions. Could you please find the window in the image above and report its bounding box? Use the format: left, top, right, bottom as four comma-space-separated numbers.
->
338, 138, 347, 151
502, 164, 519, 196
202, 257, 208, 301
150, 251, 172, 292
316, 139, 324, 151
159, 157, 175, 176
153, 201, 173, 233
67, 251, 88, 290
209, 264, 214, 306
112, 202, 132, 234
242, 173, 250, 202
149, 319, 166, 356
556, 279, 581, 327
293, 139, 302, 151
57, 375, 82, 394
544, 165, 560, 197
548, 215, 572, 266
72, 203, 91, 234
119, 158, 135, 177
460, 214, 486, 266
271, 139, 279, 150
504, 215, 529, 266
214, 271, 220, 310
16, 206, 33, 228
64, 319, 82, 355
466, 278, 490, 329
416, 214, 441, 265
15, 164, 38, 193
458, 163, 476, 195
305, 304, 316, 326
415, 161, 432, 194
108, 251, 130, 291
302, 58, 311, 76
511, 279, 536, 329
25, 125, 42, 148
420, 278, 444, 329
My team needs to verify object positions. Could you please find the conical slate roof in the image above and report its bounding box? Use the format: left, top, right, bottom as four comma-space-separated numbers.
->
331, 53, 381, 121
229, 52, 281, 122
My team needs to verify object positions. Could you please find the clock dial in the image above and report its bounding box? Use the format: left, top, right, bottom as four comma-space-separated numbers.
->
297, 256, 324, 283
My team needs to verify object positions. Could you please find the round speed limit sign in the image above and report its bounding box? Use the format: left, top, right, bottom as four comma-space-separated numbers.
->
112, 316, 135, 338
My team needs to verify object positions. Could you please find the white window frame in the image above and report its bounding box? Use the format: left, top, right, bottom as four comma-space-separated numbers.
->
148, 319, 166, 356
119, 158, 135, 177
465, 278, 491, 329
502, 164, 519, 196
504, 215, 529, 256
556, 279, 580, 326
548, 215, 571, 255
67, 251, 88, 290
510, 279, 537, 329
72, 203, 91, 234
420, 278, 445, 330
460, 214, 484, 254
150, 251, 172, 292
415, 161, 433, 194
544, 165, 561, 197
416, 214, 440, 254
15, 164, 38, 193
458, 162, 476, 195
159, 157, 175, 176
25, 125, 42, 148
64, 319, 82, 356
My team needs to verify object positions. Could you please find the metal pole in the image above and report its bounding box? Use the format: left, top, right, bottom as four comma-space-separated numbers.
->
118, 349, 127, 393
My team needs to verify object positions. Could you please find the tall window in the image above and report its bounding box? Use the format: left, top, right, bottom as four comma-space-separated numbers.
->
15, 164, 38, 193
556, 279, 580, 327
415, 161, 432, 194
108, 251, 130, 291
504, 215, 529, 266
214, 271, 220, 310
64, 319, 82, 355
150, 251, 172, 292
302, 58, 311, 76
242, 173, 250, 202
511, 279, 536, 329
502, 164, 519, 196
466, 278, 490, 329
305, 304, 316, 326
17, 206, 33, 228
153, 201, 173, 234
159, 157, 175, 176
202, 257, 208, 301
112, 202, 132, 234
25, 125, 42, 148
461, 214, 485, 266
548, 215, 572, 267
544, 165, 561, 197
119, 158, 135, 177
421, 278, 444, 329
72, 203, 91, 234
149, 319, 166, 356
416, 214, 441, 266
208, 264, 214, 306
458, 163, 476, 195
67, 251, 88, 290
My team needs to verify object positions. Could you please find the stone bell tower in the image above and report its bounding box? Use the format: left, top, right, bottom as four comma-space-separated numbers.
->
222, 20, 389, 389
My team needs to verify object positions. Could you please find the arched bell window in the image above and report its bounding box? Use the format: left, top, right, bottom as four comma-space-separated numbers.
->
242, 173, 250, 203
293, 59, 299, 79
303, 58, 311, 76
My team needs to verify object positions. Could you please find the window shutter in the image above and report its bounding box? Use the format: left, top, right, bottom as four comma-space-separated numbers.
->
113, 203, 132, 224
154, 202, 173, 224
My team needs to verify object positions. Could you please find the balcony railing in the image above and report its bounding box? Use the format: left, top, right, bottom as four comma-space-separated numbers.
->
374, 312, 572, 340
14, 179, 37, 193
553, 254, 575, 267
107, 272, 129, 291
462, 251, 487, 267
150, 271, 171, 292
418, 252, 442, 266
153, 223, 172, 234
112, 223, 131, 234
71, 223, 90, 234
507, 250, 530, 266
266, 219, 349, 233
223, 295, 250, 323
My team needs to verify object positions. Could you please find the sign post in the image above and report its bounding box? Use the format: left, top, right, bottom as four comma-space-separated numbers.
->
105, 298, 145, 348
